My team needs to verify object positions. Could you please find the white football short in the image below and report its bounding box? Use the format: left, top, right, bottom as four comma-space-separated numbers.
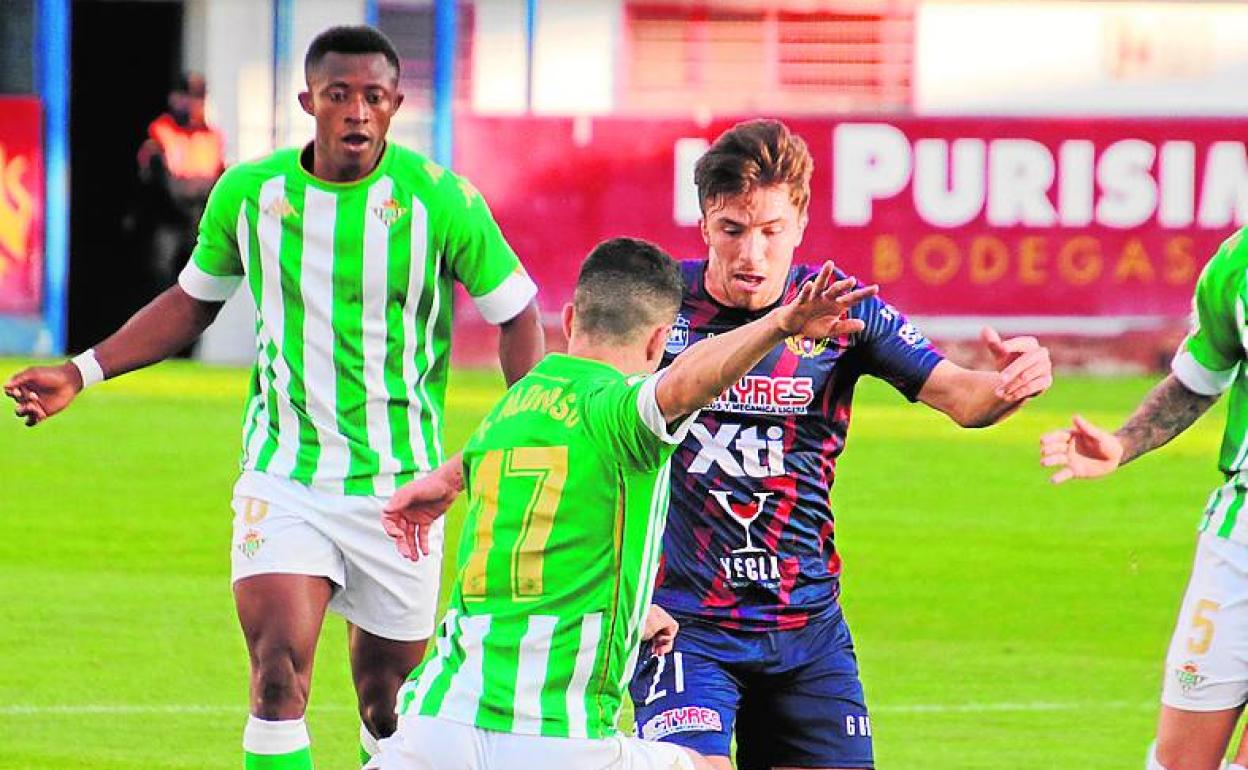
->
365, 714, 695, 770
1161, 532, 1248, 711
229, 470, 443, 641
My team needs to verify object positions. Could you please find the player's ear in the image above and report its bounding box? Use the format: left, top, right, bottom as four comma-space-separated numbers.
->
298, 90, 314, 116
561, 303, 575, 342
796, 207, 809, 246
391, 89, 404, 114
645, 324, 671, 368
699, 217, 710, 246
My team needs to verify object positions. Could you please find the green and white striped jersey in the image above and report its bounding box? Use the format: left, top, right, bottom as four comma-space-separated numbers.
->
178, 143, 536, 496
397, 354, 695, 739
1172, 228, 1248, 542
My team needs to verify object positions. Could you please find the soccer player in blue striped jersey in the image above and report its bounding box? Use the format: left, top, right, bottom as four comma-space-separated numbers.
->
628, 120, 1054, 770
5, 25, 543, 770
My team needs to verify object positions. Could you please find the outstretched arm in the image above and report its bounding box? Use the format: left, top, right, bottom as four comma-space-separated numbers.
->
918, 327, 1053, 428
1115, 374, 1220, 464
1040, 374, 1218, 484
656, 263, 878, 422
382, 453, 464, 560
5, 286, 222, 426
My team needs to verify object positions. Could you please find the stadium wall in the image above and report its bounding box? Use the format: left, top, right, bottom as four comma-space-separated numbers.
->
449, 114, 1248, 370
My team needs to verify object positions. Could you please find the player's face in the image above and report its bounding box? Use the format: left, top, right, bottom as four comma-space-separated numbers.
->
299, 52, 403, 181
701, 184, 808, 311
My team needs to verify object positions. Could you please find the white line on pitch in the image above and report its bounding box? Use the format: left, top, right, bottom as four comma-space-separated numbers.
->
0, 701, 1154, 717
876, 700, 1153, 714
0, 704, 356, 715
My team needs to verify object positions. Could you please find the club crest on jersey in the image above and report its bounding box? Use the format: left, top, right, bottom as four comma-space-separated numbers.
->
264, 196, 298, 220
372, 198, 408, 227
710, 490, 781, 587
666, 316, 690, 355
784, 334, 829, 358
1175, 661, 1207, 693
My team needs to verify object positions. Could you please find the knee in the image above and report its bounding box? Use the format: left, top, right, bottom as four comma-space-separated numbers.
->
357, 678, 402, 738
250, 647, 310, 718
361, 700, 397, 739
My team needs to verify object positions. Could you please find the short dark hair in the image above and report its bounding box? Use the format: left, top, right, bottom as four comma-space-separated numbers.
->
695, 119, 813, 214
574, 238, 684, 343
304, 25, 401, 80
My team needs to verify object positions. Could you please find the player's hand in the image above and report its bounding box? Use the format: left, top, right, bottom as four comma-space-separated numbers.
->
4, 362, 84, 427
381, 465, 460, 561
642, 604, 679, 656
1040, 415, 1125, 484
982, 326, 1052, 402
772, 261, 878, 340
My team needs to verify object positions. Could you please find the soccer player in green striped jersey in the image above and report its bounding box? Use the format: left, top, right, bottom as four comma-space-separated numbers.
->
1041, 228, 1248, 770
4, 25, 544, 770
365, 238, 877, 770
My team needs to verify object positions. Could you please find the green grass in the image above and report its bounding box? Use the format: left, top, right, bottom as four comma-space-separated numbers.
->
0, 358, 1230, 768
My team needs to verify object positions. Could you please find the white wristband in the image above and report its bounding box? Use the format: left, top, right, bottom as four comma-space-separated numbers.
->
70, 350, 105, 388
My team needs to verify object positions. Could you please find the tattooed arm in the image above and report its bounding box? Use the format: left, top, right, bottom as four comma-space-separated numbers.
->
1117, 375, 1220, 464
1039, 374, 1219, 484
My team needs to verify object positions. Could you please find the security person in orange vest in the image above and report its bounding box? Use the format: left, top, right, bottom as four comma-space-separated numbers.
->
137, 72, 225, 296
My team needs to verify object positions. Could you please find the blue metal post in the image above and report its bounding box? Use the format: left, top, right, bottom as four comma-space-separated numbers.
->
272, 0, 293, 149
525, 0, 537, 112
365, 0, 379, 28
35, 0, 70, 355
432, 0, 457, 167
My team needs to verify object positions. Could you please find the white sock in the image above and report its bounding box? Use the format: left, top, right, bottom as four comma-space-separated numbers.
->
1146, 741, 1169, 770
243, 715, 311, 755
360, 722, 380, 757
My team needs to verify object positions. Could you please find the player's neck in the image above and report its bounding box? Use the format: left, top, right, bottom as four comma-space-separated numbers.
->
303, 140, 385, 183
566, 339, 651, 377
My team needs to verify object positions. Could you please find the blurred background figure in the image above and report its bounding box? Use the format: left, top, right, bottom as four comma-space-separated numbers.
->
134, 72, 224, 297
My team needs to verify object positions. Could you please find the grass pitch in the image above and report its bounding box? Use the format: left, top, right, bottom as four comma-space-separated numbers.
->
0, 359, 1230, 769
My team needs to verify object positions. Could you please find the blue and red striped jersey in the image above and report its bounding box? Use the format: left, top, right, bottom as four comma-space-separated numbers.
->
654, 260, 944, 632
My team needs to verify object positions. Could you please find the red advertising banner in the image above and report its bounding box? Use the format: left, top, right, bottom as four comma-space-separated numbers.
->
0, 97, 44, 315
456, 115, 1248, 319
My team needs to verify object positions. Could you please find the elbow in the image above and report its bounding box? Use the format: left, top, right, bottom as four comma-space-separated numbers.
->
955, 413, 996, 429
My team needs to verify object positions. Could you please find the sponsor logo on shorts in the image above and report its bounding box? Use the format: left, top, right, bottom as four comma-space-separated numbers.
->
237, 529, 266, 560
1175, 660, 1207, 693
845, 714, 873, 737
640, 706, 723, 741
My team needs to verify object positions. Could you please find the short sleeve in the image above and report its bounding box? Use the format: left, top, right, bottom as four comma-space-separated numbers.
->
443, 172, 537, 324
579, 369, 699, 473
1172, 231, 1247, 395
178, 167, 246, 302
850, 291, 945, 401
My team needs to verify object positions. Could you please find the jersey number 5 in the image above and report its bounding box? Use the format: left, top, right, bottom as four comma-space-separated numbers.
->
461, 446, 569, 601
